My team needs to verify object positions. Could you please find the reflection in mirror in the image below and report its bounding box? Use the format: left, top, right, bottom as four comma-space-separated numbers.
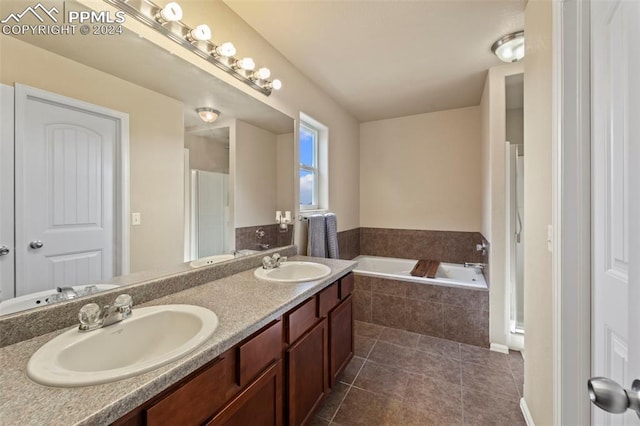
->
185, 126, 232, 261
0, 19, 294, 315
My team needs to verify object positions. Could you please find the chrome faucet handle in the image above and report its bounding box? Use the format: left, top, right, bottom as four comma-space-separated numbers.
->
262, 256, 275, 269
78, 303, 103, 331
274, 255, 287, 267
114, 294, 133, 318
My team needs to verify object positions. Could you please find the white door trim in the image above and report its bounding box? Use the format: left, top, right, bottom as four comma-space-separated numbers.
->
553, 0, 592, 424
14, 84, 130, 277
0, 84, 15, 301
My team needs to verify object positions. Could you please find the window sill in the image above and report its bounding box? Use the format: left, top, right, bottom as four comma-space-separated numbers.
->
299, 208, 328, 216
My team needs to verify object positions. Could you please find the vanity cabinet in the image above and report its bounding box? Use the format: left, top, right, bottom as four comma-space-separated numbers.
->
206, 360, 283, 426
284, 288, 328, 426
112, 272, 354, 426
329, 294, 353, 386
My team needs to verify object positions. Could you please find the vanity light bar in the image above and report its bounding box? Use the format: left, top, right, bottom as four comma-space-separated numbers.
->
103, 0, 281, 96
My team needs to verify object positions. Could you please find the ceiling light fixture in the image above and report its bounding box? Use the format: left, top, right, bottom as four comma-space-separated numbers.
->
155, 2, 182, 23
491, 31, 525, 63
105, 0, 282, 96
196, 108, 220, 123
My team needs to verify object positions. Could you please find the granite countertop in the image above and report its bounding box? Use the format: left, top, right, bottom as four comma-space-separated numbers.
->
0, 256, 356, 426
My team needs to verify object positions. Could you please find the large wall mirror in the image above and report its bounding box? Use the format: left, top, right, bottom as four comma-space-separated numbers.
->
0, 18, 295, 316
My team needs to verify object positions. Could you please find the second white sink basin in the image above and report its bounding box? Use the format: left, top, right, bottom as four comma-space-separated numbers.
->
27, 304, 218, 387
254, 261, 331, 283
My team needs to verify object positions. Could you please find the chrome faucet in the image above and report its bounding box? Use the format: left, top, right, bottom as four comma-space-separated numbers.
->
56, 286, 78, 300
78, 294, 133, 332
262, 253, 288, 269
464, 262, 486, 270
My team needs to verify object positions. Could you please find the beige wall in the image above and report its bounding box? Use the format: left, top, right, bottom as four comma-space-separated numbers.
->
360, 106, 482, 232
523, 0, 554, 424
94, 0, 361, 233
235, 120, 278, 227
185, 133, 229, 174
479, 61, 524, 348
0, 35, 185, 273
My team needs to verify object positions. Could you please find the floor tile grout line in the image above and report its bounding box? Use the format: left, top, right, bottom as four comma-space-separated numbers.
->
328, 333, 378, 425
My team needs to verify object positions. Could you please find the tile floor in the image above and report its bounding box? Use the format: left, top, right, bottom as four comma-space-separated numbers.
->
310, 321, 525, 426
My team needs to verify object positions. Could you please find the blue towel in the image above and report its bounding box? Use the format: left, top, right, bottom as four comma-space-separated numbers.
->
325, 213, 339, 259
307, 214, 327, 257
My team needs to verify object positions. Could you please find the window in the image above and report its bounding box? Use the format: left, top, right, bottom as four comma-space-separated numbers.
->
299, 122, 319, 209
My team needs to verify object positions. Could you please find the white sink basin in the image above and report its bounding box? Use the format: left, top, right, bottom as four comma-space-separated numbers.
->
254, 261, 331, 283
27, 305, 218, 387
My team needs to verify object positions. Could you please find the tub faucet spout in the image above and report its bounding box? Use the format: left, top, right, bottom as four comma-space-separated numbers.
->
464, 262, 486, 270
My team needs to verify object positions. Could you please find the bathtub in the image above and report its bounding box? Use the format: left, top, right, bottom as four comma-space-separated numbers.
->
353, 255, 487, 290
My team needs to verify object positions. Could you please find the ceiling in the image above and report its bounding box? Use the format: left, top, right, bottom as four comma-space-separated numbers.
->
225, 0, 526, 122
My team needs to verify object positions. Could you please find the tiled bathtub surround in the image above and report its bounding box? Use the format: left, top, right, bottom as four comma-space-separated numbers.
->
353, 274, 489, 347
337, 228, 361, 260
235, 224, 294, 251
360, 228, 487, 265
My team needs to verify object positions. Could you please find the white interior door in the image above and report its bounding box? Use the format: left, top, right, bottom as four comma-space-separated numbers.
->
0, 85, 15, 301
591, 0, 640, 423
15, 85, 121, 296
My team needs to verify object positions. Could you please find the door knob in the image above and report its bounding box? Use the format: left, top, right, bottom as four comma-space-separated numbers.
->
588, 377, 640, 418
0, 245, 9, 256
29, 240, 44, 249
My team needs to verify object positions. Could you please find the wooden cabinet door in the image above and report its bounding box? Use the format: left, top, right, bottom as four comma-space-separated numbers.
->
287, 319, 328, 426
329, 295, 354, 386
206, 360, 283, 426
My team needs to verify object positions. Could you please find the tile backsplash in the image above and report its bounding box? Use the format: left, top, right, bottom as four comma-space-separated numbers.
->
235, 224, 293, 251
360, 228, 486, 264
337, 228, 361, 260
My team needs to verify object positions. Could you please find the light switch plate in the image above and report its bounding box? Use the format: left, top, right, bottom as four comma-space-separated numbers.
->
132, 212, 141, 226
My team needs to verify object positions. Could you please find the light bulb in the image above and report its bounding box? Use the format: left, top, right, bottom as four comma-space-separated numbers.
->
269, 79, 282, 90
252, 67, 271, 80
189, 24, 211, 42
500, 46, 513, 61
215, 42, 236, 57
238, 57, 255, 71
515, 44, 525, 60
157, 2, 182, 22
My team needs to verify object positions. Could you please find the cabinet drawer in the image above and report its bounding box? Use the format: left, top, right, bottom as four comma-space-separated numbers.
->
238, 320, 283, 387
318, 282, 339, 318
286, 297, 318, 344
339, 273, 354, 299
146, 355, 233, 426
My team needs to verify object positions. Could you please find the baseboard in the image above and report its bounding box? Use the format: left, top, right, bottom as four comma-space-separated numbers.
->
490, 343, 510, 354
520, 398, 535, 426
